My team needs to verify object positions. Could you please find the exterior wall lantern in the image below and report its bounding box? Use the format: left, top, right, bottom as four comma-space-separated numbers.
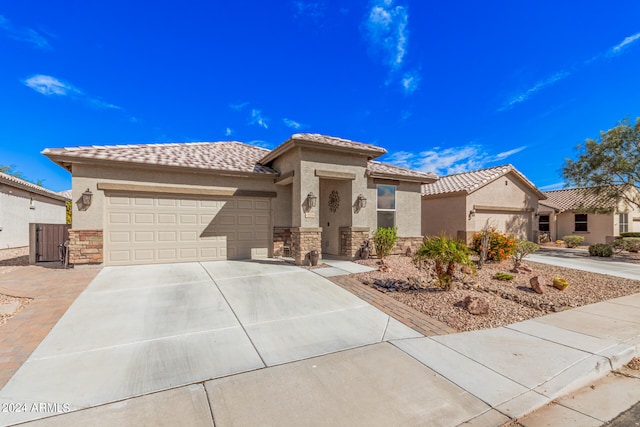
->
306, 192, 317, 208
82, 188, 93, 208
468, 208, 476, 220
356, 194, 367, 209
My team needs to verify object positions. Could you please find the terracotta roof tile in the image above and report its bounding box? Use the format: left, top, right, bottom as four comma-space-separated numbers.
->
291, 133, 387, 155
367, 161, 437, 182
43, 142, 278, 175
0, 171, 69, 201
541, 187, 620, 212
421, 164, 544, 199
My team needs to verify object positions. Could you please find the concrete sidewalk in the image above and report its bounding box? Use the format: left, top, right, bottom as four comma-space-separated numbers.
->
528, 251, 640, 280
5, 291, 639, 426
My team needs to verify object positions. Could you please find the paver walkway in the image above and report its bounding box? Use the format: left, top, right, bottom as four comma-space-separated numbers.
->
0, 265, 100, 388
329, 275, 456, 336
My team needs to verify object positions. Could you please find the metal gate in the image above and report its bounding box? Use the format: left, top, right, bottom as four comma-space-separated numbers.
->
35, 224, 70, 262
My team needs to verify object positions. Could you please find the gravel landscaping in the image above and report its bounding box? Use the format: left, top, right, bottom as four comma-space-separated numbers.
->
353, 255, 640, 333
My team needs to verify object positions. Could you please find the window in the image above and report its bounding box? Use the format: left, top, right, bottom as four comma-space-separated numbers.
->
620, 213, 629, 233
575, 213, 588, 232
376, 184, 396, 229
538, 215, 550, 232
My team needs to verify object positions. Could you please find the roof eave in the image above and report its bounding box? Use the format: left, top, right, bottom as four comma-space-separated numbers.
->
0, 174, 69, 202
259, 137, 387, 165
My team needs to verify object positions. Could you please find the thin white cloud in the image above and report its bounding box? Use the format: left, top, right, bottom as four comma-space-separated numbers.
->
0, 15, 50, 49
401, 71, 420, 94
23, 74, 123, 111
293, 1, 326, 22
248, 140, 274, 149
364, 0, 409, 71
283, 118, 305, 129
539, 182, 565, 191
225, 127, 233, 136
249, 109, 269, 129
229, 101, 249, 111
23, 75, 79, 96
385, 143, 527, 175
611, 32, 640, 54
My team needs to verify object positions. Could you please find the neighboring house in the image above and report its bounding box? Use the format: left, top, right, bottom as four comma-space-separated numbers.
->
0, 171, 69, 249
43, 134, 436, 266
540, 186, 640, 245
421, 165, 546, 243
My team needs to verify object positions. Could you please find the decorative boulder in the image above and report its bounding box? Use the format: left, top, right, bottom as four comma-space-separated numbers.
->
553, 277, 569, 291
529, 276, 545, 294
463, 296, 489, 315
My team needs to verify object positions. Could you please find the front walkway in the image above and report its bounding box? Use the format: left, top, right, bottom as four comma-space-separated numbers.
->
0, 265, 100, 389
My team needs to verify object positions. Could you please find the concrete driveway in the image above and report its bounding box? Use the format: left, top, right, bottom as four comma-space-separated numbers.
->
0, 260, 420, 425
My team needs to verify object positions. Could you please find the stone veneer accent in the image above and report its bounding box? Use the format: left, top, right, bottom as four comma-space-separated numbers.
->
291, 227, 322, 265
392, 236, 423, 256
339, 226, 370, 259
273, 227, 292, 257
69, 229, 103, 265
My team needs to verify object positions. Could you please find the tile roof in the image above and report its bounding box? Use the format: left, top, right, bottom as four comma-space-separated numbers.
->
541, 187, 620, 212
421, 164, 544, 198
260, 133, 387, 164
367, 161, 437, 182
43, 142, 278, 175
0, 171, 69, 202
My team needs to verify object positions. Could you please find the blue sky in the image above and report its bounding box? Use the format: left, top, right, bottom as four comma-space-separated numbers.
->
1, 1, 639, 192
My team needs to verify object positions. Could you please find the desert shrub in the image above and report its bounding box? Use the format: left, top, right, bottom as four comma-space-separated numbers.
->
415, 235, 473, 290
511, 240, 540, 268
588, 243, 613, 257
373, 227, 397, 259
624, 237, 640, 252
620, 232, 640, 238
562, 235, 585, 248
492, 272, 514, 281
471, 229, 517, 262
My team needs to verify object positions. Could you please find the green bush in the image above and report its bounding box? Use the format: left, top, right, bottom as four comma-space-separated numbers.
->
415, 235, 473, 290
512, 240, 540, 268
373, 227, 397, 259
588, 243, 613, 257
620, 232, 640, 238
624, 237, 640, 252
471, 229, 517, 262
563, 235, 585, 248
492, 272, 514, 281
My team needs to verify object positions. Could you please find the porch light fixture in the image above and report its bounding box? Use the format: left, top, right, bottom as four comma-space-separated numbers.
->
468, 209, 476, 220
356, 194, 367, 209
306, 192, 317, 208
82, 188, 93, 208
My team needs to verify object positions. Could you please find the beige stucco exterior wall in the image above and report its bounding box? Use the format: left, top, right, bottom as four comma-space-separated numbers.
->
70, 163, 287, 231
0, 186, 67, 248
555, 211, 613, 245
421, 194, 467, 238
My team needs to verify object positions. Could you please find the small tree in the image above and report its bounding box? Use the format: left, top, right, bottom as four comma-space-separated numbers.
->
415, 235, 473, 290
512, 239, 539, 268
372, 227, 397, 259
563, 117, 640, 211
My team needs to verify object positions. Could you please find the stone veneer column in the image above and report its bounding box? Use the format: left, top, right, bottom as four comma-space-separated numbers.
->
341, 226, 370, 259
291, 227, 322, 265
68, 229, 103, 265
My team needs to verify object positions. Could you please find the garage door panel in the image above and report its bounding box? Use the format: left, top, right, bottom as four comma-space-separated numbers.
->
105, 193, 271, 265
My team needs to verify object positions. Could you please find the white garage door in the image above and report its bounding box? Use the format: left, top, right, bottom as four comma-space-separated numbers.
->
475, 211, 531, 240
104, 193, 271, 266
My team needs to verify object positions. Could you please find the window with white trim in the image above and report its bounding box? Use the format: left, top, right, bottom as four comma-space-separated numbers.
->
376, 184, 396, 229
620, 213, 629, 233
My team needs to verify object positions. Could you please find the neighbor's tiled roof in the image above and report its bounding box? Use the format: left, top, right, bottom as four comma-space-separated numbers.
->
260, 133, 387, 164
421, 164, 545, 199
367, 161, 437, 182
43, 142, 278, 175
0, 171, 69, 202
541, 187, 618, 212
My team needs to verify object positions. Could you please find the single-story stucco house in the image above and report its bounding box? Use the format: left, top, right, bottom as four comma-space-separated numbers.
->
539, 186, 640, 245
0, 171, 69, 249
421, 165, 546, 243
43, 134, 437, 266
